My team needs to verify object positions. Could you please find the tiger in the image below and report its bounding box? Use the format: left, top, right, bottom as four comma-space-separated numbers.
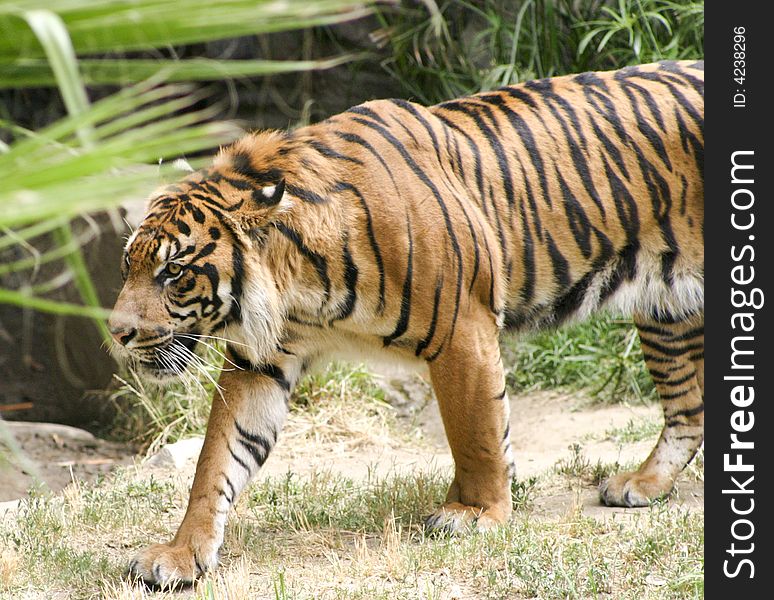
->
109, 60, 704, 586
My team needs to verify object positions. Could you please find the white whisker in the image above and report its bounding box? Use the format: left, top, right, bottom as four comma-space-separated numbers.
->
175, 334, 244, 371
169, 342, 225, 401
184, 332, 252, 349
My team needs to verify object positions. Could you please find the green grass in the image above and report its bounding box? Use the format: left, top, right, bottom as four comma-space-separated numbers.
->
376, 0, 703, 105
504, 314, 656, 404
604, 416, 663, 444
247, 468, 449, 533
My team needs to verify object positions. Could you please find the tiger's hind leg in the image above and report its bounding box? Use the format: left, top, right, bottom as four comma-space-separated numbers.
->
424, 316, 515, 533
600, 313, 704, 507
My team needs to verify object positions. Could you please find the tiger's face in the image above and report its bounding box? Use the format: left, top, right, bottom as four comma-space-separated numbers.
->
109, 132, 331, 381
108, 198, 243, 380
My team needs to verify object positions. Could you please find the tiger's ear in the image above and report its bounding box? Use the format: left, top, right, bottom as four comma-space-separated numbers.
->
234, 178, 289, 229
251, 178, 285, 207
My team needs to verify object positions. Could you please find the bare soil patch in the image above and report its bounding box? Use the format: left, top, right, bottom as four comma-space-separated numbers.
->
0, 421, 134, 503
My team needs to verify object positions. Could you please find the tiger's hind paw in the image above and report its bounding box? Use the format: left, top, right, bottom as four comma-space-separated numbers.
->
599, 472, 673, 507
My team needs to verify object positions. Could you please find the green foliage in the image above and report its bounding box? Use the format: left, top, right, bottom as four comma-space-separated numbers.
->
604, 416, 662, 444
0, 0, 373, 86
377, 0, 703, 104
504, 314, 656, 403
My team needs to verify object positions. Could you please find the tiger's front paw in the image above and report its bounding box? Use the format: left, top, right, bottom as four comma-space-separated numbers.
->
424, 501, 509, 535
127, 536, 220, 588
599, 472, 673, 507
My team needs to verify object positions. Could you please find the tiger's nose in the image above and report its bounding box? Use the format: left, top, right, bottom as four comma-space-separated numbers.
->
109, 324, 137, 346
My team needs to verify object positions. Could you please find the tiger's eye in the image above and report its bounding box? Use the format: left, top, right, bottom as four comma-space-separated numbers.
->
165, 263, 182, 277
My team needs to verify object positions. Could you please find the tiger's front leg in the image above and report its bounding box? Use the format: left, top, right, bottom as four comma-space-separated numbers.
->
128, 348, 302, 587
424, 317, 515, 533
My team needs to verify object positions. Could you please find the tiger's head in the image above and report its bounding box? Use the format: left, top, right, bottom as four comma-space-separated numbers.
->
108, 132, 318, 381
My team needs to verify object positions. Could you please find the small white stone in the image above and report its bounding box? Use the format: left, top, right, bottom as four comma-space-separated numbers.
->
145, 437, 204, 470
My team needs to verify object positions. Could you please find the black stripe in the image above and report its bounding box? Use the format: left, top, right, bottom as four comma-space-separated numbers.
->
330, 234, 359, 324
393, 117, 421, 147
191, 242, 217, 263
235, 421, 273, 453
224, 475, 236, 504
545, 233, 571, 291
285, 183, 327, 204
384, 217, 414, 347
333, 181, 385, 313
274, 222, 330, 301
235, 422, 271, 468
529, 84, 607, 218
552, 271, 595, 325
308, 139, 363, 165
659, 389, 692, 401
496, 85, 537, 109
615, 75, 673, 170
437, 101, 516, 211
231, 152, 283, 184
415, 274, 443, 357
658, 61, 704, 96
673, 106, 704, 179
517, 200, 536, 305
638, 338, 704, 357
433, 113, 486, 207
584, 86, 633, 149
476, 92, 552, 209
346, 105, 390, 126
227, 347, 292, 392
217, 487, 232, 503
524, 78, 589, 148
228, 444, 251, 473
175, 219, 191, 236
589, 116, 630, 179
636, 324, 704, 340
333, 130, 399, 191
389, 98, 445, 167
556, 167, 594, 259
641, 352, 674, 364
254, 362, 291, 392
435, 166, 482, 297
668, 403, 705, 420
601, 154, 640, 244
238, 438, 268, 468
621, 78, 667, 131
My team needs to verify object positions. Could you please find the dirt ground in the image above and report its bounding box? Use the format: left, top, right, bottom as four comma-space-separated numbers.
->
0, 386, 704, 517
0, 421, 134, 503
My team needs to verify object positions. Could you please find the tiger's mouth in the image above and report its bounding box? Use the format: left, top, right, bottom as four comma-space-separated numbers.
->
135, 334, 200, 381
